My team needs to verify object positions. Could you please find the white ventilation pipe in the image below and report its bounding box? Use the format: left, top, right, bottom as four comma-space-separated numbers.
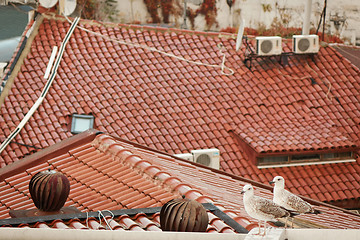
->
302, 0, 312, 35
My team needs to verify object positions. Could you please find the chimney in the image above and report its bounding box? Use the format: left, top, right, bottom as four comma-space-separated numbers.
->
302, 0, 312, 35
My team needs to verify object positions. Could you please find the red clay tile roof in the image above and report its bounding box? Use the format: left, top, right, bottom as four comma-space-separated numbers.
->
0, 130, 360, 230
1, 13, 360, 208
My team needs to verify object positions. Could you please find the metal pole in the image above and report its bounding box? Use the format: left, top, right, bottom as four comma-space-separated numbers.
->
302, 0, 312, 35
322, 0, 327, 41
181, 0, 187, 29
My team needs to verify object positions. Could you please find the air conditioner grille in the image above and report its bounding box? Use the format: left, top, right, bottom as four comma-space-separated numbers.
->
293, 35, 319, 54
196, 154, 211, 166
298, 38, 310, 52
261, 40, 273, 54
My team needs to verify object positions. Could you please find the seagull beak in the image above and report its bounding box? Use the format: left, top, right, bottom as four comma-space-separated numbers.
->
269, 181, 275, 185
240, 191, 245, 194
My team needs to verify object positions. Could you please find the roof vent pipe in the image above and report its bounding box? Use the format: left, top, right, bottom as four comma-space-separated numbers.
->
302, 0, 312, 35
29, 170, 70, 212
160, 197, 209, 232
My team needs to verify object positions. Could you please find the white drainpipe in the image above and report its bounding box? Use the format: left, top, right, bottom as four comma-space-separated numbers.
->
302, 0, 312, 35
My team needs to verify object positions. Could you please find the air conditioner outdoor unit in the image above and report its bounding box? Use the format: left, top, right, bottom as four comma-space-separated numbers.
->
293, 35, 319, 54
256, 36, 282, 56
191, 149, 220, 169
174, 153, 194, 162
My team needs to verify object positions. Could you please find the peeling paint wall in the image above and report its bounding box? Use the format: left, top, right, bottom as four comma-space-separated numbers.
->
116, 0, 359, 44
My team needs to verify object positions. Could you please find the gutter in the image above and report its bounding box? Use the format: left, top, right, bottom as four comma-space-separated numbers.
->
0, 228, 244, 240
0, 228, 359, 240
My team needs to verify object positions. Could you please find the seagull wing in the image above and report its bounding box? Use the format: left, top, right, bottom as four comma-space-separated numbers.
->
286, 193, 313, 213
257, 197, 290, 219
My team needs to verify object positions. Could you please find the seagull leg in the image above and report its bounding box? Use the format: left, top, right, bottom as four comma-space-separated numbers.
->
256, 221, 261, 235
262, 221, 267, 236
284, 217, 288, 229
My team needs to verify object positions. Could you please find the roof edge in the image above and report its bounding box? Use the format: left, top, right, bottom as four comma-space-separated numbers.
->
41, 13, 237, 40
0, 129, 100, 181
0, 14, 44, 107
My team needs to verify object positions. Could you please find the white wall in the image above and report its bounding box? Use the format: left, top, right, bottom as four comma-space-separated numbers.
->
115, 0, 360, 45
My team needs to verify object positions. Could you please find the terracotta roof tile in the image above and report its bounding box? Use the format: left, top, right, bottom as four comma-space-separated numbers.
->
1, 13, 360, 209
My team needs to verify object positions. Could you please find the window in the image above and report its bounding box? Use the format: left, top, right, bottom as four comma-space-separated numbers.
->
258, 156, 288, 164
258, 152, 353, 166
291, 154, 320, 162
71, 114, 94, 134
323, 152, 352, 159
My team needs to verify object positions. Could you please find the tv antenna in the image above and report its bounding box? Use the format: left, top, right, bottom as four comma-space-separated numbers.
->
62, 0, 77, 16
39, 0, 58, 8
39, 0, 77, 16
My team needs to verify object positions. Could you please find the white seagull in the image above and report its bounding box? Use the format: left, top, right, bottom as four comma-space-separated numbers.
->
241, 184, 295, 235
270, 176, 322, 215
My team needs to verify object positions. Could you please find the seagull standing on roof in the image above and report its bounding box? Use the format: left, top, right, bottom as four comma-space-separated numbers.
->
241, 184, 294, 236
270, 176, 322, 215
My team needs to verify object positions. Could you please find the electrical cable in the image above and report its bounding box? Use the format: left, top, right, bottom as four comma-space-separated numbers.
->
98, 210, 115, 230
0, 17, 80, 155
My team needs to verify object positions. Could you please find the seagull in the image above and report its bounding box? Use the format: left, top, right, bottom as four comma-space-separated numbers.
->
269, 176, 322, 215
241, 184, 295, 236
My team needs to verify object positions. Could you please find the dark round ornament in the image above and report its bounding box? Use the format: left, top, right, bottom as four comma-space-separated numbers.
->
160, 198, 209, 232
29, 170, 70, 212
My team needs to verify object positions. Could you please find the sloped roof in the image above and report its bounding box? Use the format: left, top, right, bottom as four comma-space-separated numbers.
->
1, 13, 360, 208
0, 129, 360, 230
332, 44, 360, 70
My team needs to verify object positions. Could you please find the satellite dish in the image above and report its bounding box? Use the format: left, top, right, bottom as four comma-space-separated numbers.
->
39, 0, 58, 8
236, 18, 245, 51
63, 0, 77, 16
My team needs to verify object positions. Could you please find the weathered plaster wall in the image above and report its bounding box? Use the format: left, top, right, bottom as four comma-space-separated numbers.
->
116, 0, 360, 45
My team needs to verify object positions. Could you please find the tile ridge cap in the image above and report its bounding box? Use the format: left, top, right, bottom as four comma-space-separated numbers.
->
92, 134, 213, 202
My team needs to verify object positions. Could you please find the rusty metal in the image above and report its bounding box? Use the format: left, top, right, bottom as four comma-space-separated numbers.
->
29, 170, 70, 212
160, 198, 209, 232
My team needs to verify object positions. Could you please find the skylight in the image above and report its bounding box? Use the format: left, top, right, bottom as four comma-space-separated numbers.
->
71, 114, 94, 134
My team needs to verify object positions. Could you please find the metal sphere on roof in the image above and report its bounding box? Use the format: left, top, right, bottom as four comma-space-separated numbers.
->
29, 170, 70, 212
160, 197, 209, 232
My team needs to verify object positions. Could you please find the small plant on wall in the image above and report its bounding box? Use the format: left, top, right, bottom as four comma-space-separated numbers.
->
143, 0, 173, 23
142, 0, 219, 30
77, 0, 118, 22
195, 0, 218, 30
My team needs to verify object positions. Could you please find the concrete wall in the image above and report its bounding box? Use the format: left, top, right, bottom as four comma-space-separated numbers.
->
116, 0, 360, 45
